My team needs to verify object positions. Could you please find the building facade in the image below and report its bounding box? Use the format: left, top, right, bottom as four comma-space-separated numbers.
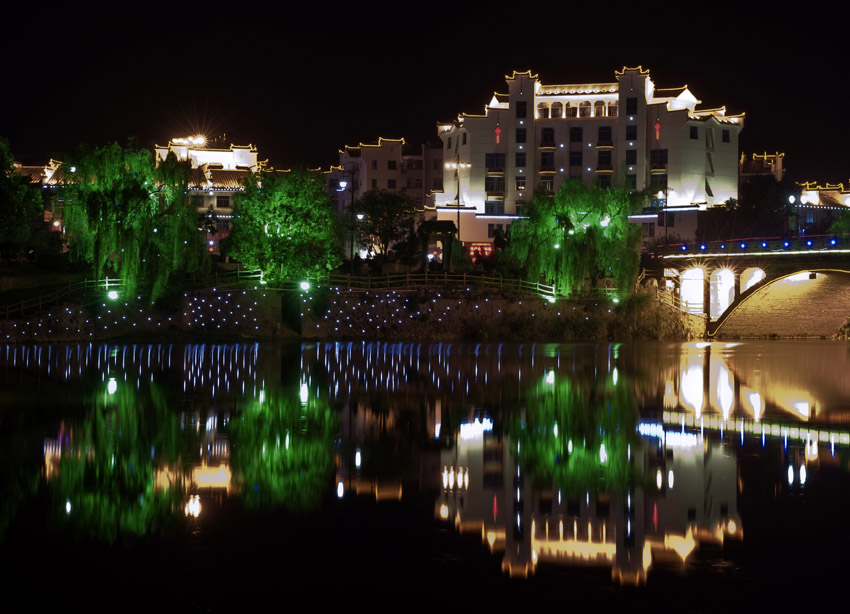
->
155, 136, 266, 252
435, 67, 744, 250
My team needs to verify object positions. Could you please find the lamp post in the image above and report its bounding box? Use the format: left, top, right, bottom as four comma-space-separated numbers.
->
449, 153, 471, 269
338, 168, 358, 272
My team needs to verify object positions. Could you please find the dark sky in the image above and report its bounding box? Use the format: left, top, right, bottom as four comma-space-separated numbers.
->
2, 2, 845, 183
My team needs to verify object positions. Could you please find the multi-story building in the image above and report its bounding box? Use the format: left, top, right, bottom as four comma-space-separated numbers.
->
155, 136, 266, 252
327, 137, 443, 214
435, 67, 744, 252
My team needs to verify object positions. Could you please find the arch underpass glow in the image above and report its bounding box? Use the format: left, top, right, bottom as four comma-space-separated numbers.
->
680, 268, 704, 314
740, 267, 765, 293
710, 268, 735, 320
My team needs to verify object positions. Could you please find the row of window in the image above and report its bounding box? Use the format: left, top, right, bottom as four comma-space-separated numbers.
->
515, 97, 640, 119
486, 149, 661, 169
366, 159, 441, 170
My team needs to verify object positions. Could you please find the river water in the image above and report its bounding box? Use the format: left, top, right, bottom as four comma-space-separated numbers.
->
1, 340, 848, 608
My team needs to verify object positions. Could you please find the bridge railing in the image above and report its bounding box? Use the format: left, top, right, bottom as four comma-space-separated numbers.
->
1, 277, 124, 320
644, 234, 849, 258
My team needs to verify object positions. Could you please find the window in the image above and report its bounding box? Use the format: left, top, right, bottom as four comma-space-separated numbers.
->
387, 160, 397, 170
516, 176, 526, 191
540, 152, 554, 170
488, 223, 504, 238
650, 149, 668, 168
570, 127, 583, 143
597, 151, 612, 170
216, 220, 230, 233
690, 126, 699, 140
541, 128, 555, 145
462, 133, 467, 145
484, 176, 505, 193
515, 152, 526, 167
388, 179, 396, 189
371, 179, 377, 188
594, 101, 606, 117
415, 178, 422, 188
626, 125, 637, 141
625, 149, 637, 165
216, 195, 230, 209
566, 104, 577, 118
447, 137, 451, 149
516, 100, 527, 118
433, 158, 441, 170
722, 129, 730, 143
579, 101, 591, 117
626, 174, 637, 189
625, 97, 638, 115
432, 178, 443, 190
551, 102, 563, 118
598, 126, 612, 145
569, 151, 582, 166
371, 160, 378, 170
598, 175, 611, 188
484, 153, 506, 170
607, 101, 618, 117
540, 176, 554, 192
537, 103, 549, 119
516, 128, 526, 143
485, 200, 505, 214
643, 222, 655, 238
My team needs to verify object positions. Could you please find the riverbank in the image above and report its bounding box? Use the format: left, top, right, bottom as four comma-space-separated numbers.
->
0, 286, 703, 343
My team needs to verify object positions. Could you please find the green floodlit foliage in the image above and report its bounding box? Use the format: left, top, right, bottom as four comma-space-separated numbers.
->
508, 370, 639, 493
60, 143, 208, 302
49, 381, 183, 542
508, 180, 644, 297
229, 390, 338, 511
229, 169, 342, 283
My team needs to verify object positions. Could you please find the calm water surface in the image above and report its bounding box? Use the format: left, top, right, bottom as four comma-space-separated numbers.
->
2, 340, 849, 608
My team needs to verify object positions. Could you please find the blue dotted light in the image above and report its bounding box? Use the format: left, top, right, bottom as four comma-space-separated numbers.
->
830, 238, 838, 246
720, 244, 726, 250
783, 241, 790, 248
681, 244, 687, 251
761, 242, 768, 248
740, 243, 747, 249
700, 244, 707, 250
806, 240, 813, 247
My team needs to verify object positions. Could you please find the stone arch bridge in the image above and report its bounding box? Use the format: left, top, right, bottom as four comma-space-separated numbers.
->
652, 241, 850, 337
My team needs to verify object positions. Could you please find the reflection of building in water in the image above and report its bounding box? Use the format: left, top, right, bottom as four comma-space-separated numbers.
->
436, 427, 742, 584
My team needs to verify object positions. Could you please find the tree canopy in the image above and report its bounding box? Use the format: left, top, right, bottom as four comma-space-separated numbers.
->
0, 136, 44, 249
354, 189, 418, 257
508, 180, 643, 297
229, 168, 341, 283
60, 142, 208, 301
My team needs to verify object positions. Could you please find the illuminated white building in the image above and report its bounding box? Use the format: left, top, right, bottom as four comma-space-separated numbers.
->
155, 136, 266, 251
327, 137, 443, 214
436, 67, 744, 249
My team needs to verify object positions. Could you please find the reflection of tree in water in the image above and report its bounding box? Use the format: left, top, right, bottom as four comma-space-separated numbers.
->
230, 390, 338, 511
49, 381, 183, 542
508, 372, 640, 493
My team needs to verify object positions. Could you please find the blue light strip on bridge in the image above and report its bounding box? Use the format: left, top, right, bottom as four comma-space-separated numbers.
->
663, 249, 850, 259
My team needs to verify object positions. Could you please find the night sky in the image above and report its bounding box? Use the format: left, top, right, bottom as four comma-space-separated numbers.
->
2, 3, 844, 183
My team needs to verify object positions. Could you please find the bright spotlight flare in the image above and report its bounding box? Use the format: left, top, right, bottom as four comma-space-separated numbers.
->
172, 135, 207, 146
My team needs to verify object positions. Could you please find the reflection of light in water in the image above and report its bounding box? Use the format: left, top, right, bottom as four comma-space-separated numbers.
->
355, 449, 361, 468
793, 401, 810, 419
742, 389, 762, 421
107, 378, 117, 395
337, 481, 344, 498
787, 466, 794, 485
300, 383, 308, 405
667, 469, 674, 490
568, 440, 573, 453
546, 370, 554, 385
553, 422, 558, 437
599, 443, 607, 463
184, 495, 201, 518
717, 363, 734, 420
65, 499, 71, 515
459, 417, 493, 439
805, 437, 818, 461
656, 469, 663, 490
800, 464, 807, 485
612, 367, 618, 386
681, 364, 704, 415
440, 504, 448, 519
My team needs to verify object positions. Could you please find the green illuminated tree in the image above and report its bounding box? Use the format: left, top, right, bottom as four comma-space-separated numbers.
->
229, 168, 342, 282
355, 189, 418, 258
60, 143, 209, 301
508, 180, 643, 297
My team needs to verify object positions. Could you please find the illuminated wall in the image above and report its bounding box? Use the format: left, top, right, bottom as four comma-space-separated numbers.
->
435, 67, 744, 245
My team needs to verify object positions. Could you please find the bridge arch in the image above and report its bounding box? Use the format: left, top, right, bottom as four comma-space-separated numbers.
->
709, 268, 850, 337
709, 268, 735, 320
740, 267, 766, 293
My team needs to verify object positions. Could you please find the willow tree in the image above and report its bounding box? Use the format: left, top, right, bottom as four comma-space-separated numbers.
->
508, 179, 644, 297
60, 143, 208, 301
229, 168, 341, 283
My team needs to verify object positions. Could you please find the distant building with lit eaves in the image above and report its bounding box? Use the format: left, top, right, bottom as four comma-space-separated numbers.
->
436, 67, 744, 251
